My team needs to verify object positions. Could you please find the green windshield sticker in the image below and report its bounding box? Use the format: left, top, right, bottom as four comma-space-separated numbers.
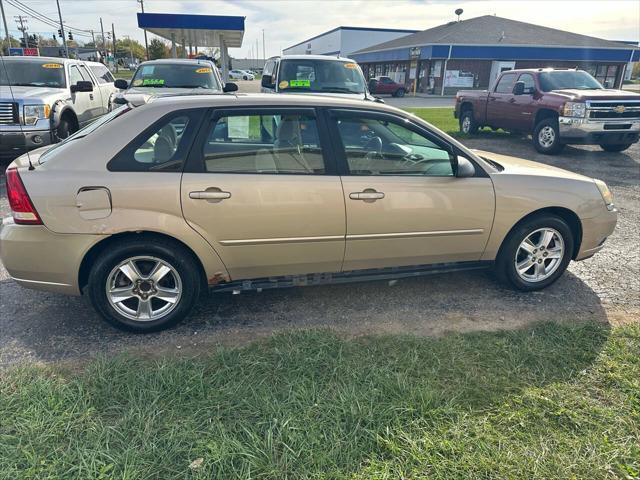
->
142, 78, 165, 86
289, 79, 311, 88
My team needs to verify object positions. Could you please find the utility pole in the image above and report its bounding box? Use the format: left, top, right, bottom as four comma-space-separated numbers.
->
14, 15, 28, 48
112, 23, 117, 73
55, 0, 68, 58
262, 29, 265, 63
137, 0, 149, 60
99, 17, 105, 57
0, 0, 10, 49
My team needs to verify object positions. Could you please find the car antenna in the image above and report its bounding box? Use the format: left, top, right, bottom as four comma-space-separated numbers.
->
0, 55, 35, 170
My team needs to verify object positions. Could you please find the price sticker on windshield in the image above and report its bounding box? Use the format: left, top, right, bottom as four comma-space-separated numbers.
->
278, 80, 289, 89
42, 63, 63, 69
289, 79, 311, 88
132, 79, 143, 86
343, 63, 358, 69
195, 67, 212, 74
142, 78, 165, 86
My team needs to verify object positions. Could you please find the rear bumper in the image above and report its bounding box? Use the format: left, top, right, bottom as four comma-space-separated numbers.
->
0, 217, 102, 296
575, 207, 618, 261
558, 117, 640, 144
0, 129, 54, 160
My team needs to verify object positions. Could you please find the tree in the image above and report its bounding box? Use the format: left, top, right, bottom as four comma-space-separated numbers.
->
148, 38, 169, 60
115, 37, 145, 62
1, 35, 20, 53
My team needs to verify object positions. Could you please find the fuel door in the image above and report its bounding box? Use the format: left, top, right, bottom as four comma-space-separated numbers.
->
76, 187, 112, 220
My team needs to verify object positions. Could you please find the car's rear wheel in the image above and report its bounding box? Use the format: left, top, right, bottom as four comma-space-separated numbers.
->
496, 214, 574, 291
88, 238, 202, 332
394, 88, 405, 97
459, 109, 478, 134
533, 118, 564, 154
599, 143, 632, 152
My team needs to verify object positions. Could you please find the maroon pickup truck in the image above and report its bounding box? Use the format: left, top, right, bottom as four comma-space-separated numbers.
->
454, 68, 640, 154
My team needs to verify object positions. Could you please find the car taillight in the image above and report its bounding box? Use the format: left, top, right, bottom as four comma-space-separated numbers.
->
5, 167, 42, 225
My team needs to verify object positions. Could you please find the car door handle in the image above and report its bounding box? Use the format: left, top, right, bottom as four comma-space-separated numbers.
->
89, 94, 94, 100
189, 190, 231, 200
349, 190, 385, 200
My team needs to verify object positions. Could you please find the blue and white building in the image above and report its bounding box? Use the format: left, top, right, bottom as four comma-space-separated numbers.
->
349, 15, 640, 95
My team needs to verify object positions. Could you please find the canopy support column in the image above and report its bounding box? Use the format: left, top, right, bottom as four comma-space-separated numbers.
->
171, 32, 177, 58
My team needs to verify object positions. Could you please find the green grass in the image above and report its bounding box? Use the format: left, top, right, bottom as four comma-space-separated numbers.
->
113, 69, 134, 80
1, 322, 639, 479
405, 107, 510, 139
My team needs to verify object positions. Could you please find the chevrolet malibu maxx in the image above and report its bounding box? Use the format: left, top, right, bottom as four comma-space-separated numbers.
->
1, 94, 617, 332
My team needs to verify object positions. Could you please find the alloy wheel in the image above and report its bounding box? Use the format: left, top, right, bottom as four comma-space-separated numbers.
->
106, 256, 182, 321
514, 228, 565, 283
538, 126, 556, 148
462, 116, 471, 133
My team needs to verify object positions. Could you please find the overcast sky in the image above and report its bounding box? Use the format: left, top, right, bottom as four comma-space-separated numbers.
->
10, 0, 640, 58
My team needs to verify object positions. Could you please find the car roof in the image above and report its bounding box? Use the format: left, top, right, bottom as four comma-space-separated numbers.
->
268, 54, 357, 62
1, 56, 77, 63
150, 92, 397, 112
137, 58, 214, 66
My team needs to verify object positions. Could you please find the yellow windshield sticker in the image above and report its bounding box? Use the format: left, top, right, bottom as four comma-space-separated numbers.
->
289, 79, 311, 88
278, 80, 289, 89
42, 63, 63, 69
195, 67, 212, 74
132, 79, 143, 86
343, 63, 358, 69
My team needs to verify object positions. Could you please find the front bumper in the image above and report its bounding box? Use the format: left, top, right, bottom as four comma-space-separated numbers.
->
558, 117, 640, 145
575, 207, 618, 261
0, 217, 103, 296
0, 129, 53, 160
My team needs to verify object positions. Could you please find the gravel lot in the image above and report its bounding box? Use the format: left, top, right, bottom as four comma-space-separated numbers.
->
0, 132, 638, 365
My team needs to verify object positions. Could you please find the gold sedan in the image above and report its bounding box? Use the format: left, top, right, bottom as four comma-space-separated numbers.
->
1, 94, 617, 332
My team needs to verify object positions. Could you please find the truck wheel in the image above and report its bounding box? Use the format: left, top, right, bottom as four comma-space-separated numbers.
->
459, 110, 478, 134
533, 118, 564, 154
394, 88, 405, 97
55, 117, 74, 142
495, 214, 573, 291
599, 143, 632, 153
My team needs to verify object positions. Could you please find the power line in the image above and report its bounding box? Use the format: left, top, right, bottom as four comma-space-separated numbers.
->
11, 0, 90, 33
5, 0, 91, 36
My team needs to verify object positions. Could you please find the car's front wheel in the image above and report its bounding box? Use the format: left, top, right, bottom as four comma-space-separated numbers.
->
599, 143, 632, 152
88, 238, 202, 332
496, 214, 574, 291
394, 88, 405, 97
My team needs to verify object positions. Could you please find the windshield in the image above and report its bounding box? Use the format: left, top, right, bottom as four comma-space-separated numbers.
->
0, 60, 66, 88
39, 105, 131, 164
278, 59, 366, 94
538, 71, 603, 92
130, 63, 221, 90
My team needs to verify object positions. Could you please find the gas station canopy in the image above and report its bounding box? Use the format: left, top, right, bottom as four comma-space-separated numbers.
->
136, 13, 245, 48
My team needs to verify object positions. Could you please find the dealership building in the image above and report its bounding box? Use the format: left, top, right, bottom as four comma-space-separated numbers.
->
283, 26, 419, 57
348, 15, 640, 95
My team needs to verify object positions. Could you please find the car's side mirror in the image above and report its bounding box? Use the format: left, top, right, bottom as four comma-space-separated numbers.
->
70, 80, 93, 93
455, 155, 476, 178
223, 82, 238, 93
114, 78, 129, 90
261, 74, 274, 89
512, 81, 525, 95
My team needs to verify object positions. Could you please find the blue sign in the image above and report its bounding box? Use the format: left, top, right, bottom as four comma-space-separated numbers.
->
8, 48, 23, 56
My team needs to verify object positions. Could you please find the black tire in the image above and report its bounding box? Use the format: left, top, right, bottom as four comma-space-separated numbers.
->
459, 109, 479, 134
394, 88, 406, 97
88, 237, 202, 333
55, 117, 74, 142
243, 75, 248, 80
533, 118, 564, 154
599, 143, 632, 152
495, 214, 574, 291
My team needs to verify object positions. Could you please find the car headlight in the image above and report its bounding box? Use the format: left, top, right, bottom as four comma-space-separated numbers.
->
563, 101, 586, 118
594, 179, 615, 211
23, 104, 51, 126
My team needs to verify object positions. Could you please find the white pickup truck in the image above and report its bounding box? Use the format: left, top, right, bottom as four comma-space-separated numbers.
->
0, 56, 117, 160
